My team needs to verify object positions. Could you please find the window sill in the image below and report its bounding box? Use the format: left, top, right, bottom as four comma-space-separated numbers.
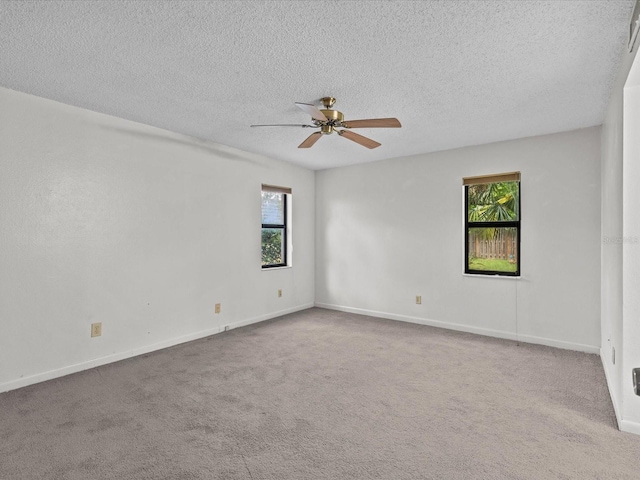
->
262, 266, 292, 271
463, 273, 521, 280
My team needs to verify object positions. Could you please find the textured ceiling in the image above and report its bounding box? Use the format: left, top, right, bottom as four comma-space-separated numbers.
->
0, 0, 635, 170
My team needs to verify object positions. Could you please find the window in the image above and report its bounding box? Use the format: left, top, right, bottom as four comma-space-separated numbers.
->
464, 172, 520, 276
261, 184, 291, 268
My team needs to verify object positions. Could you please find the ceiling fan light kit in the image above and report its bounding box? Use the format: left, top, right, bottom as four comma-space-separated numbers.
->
251, 96, 401, 149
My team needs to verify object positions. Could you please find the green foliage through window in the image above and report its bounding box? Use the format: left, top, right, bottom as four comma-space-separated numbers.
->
262, 228, 283, 266
468, 181, 519, 223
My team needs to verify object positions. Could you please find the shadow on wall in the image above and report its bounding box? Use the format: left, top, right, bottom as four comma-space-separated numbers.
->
98, 124, 265, 166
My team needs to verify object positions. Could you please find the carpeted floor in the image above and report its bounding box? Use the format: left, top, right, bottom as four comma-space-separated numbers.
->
1, 307, 639, 479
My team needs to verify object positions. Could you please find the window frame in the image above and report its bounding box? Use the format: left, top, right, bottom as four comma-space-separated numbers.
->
464, 175, 521, 277
261, 187, 289, 269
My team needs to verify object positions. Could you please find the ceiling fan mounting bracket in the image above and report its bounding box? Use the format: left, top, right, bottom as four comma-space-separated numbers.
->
320, 97, 336, 108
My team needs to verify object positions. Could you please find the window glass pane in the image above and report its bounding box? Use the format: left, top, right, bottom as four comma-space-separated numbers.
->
467, 181, 519, 222
262, 228, 284, 266
468, 227, 518, 273
261, 192, 284, 224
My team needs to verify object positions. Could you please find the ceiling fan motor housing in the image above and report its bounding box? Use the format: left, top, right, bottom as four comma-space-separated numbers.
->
318, 109, 344, 134
320, 109, 344, 122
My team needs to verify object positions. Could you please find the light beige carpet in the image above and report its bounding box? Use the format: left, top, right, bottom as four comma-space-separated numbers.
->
1, 307, 638, 479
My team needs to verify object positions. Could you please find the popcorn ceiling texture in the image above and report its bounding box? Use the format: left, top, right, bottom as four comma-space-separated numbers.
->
0, 0, 634, 169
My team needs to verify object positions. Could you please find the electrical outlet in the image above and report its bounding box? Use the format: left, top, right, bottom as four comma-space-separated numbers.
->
215, 303, 221, 314
416, 295, 422, 305
224, 325, 229, 332
278, 289, 282, 298
91, 322, 102, 338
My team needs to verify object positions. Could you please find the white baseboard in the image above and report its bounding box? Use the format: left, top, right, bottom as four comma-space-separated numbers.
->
315, 303, 600, 354
0, 303, 314, 394
620, 419, 640, 435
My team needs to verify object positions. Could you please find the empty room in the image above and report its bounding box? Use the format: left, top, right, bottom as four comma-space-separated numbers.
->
2, 1, 640, 478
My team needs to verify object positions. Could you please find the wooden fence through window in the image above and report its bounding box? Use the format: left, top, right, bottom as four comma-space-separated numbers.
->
469, 229, 518, 262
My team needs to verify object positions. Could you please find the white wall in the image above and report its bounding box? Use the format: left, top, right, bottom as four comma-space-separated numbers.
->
622, 56, 640, 432
601, 35, 640, 434
0, 87, 315, 393
316, 127, 601, 352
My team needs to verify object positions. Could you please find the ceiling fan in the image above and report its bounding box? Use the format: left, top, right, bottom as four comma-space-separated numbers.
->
250, 97, 401, 149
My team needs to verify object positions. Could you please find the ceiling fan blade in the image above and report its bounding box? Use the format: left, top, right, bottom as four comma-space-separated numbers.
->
342, 118, 402, 128
295, 102, 328, 122
250, 124, 317, 127
298, 132, 323, 148
338, 130, 381, 149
